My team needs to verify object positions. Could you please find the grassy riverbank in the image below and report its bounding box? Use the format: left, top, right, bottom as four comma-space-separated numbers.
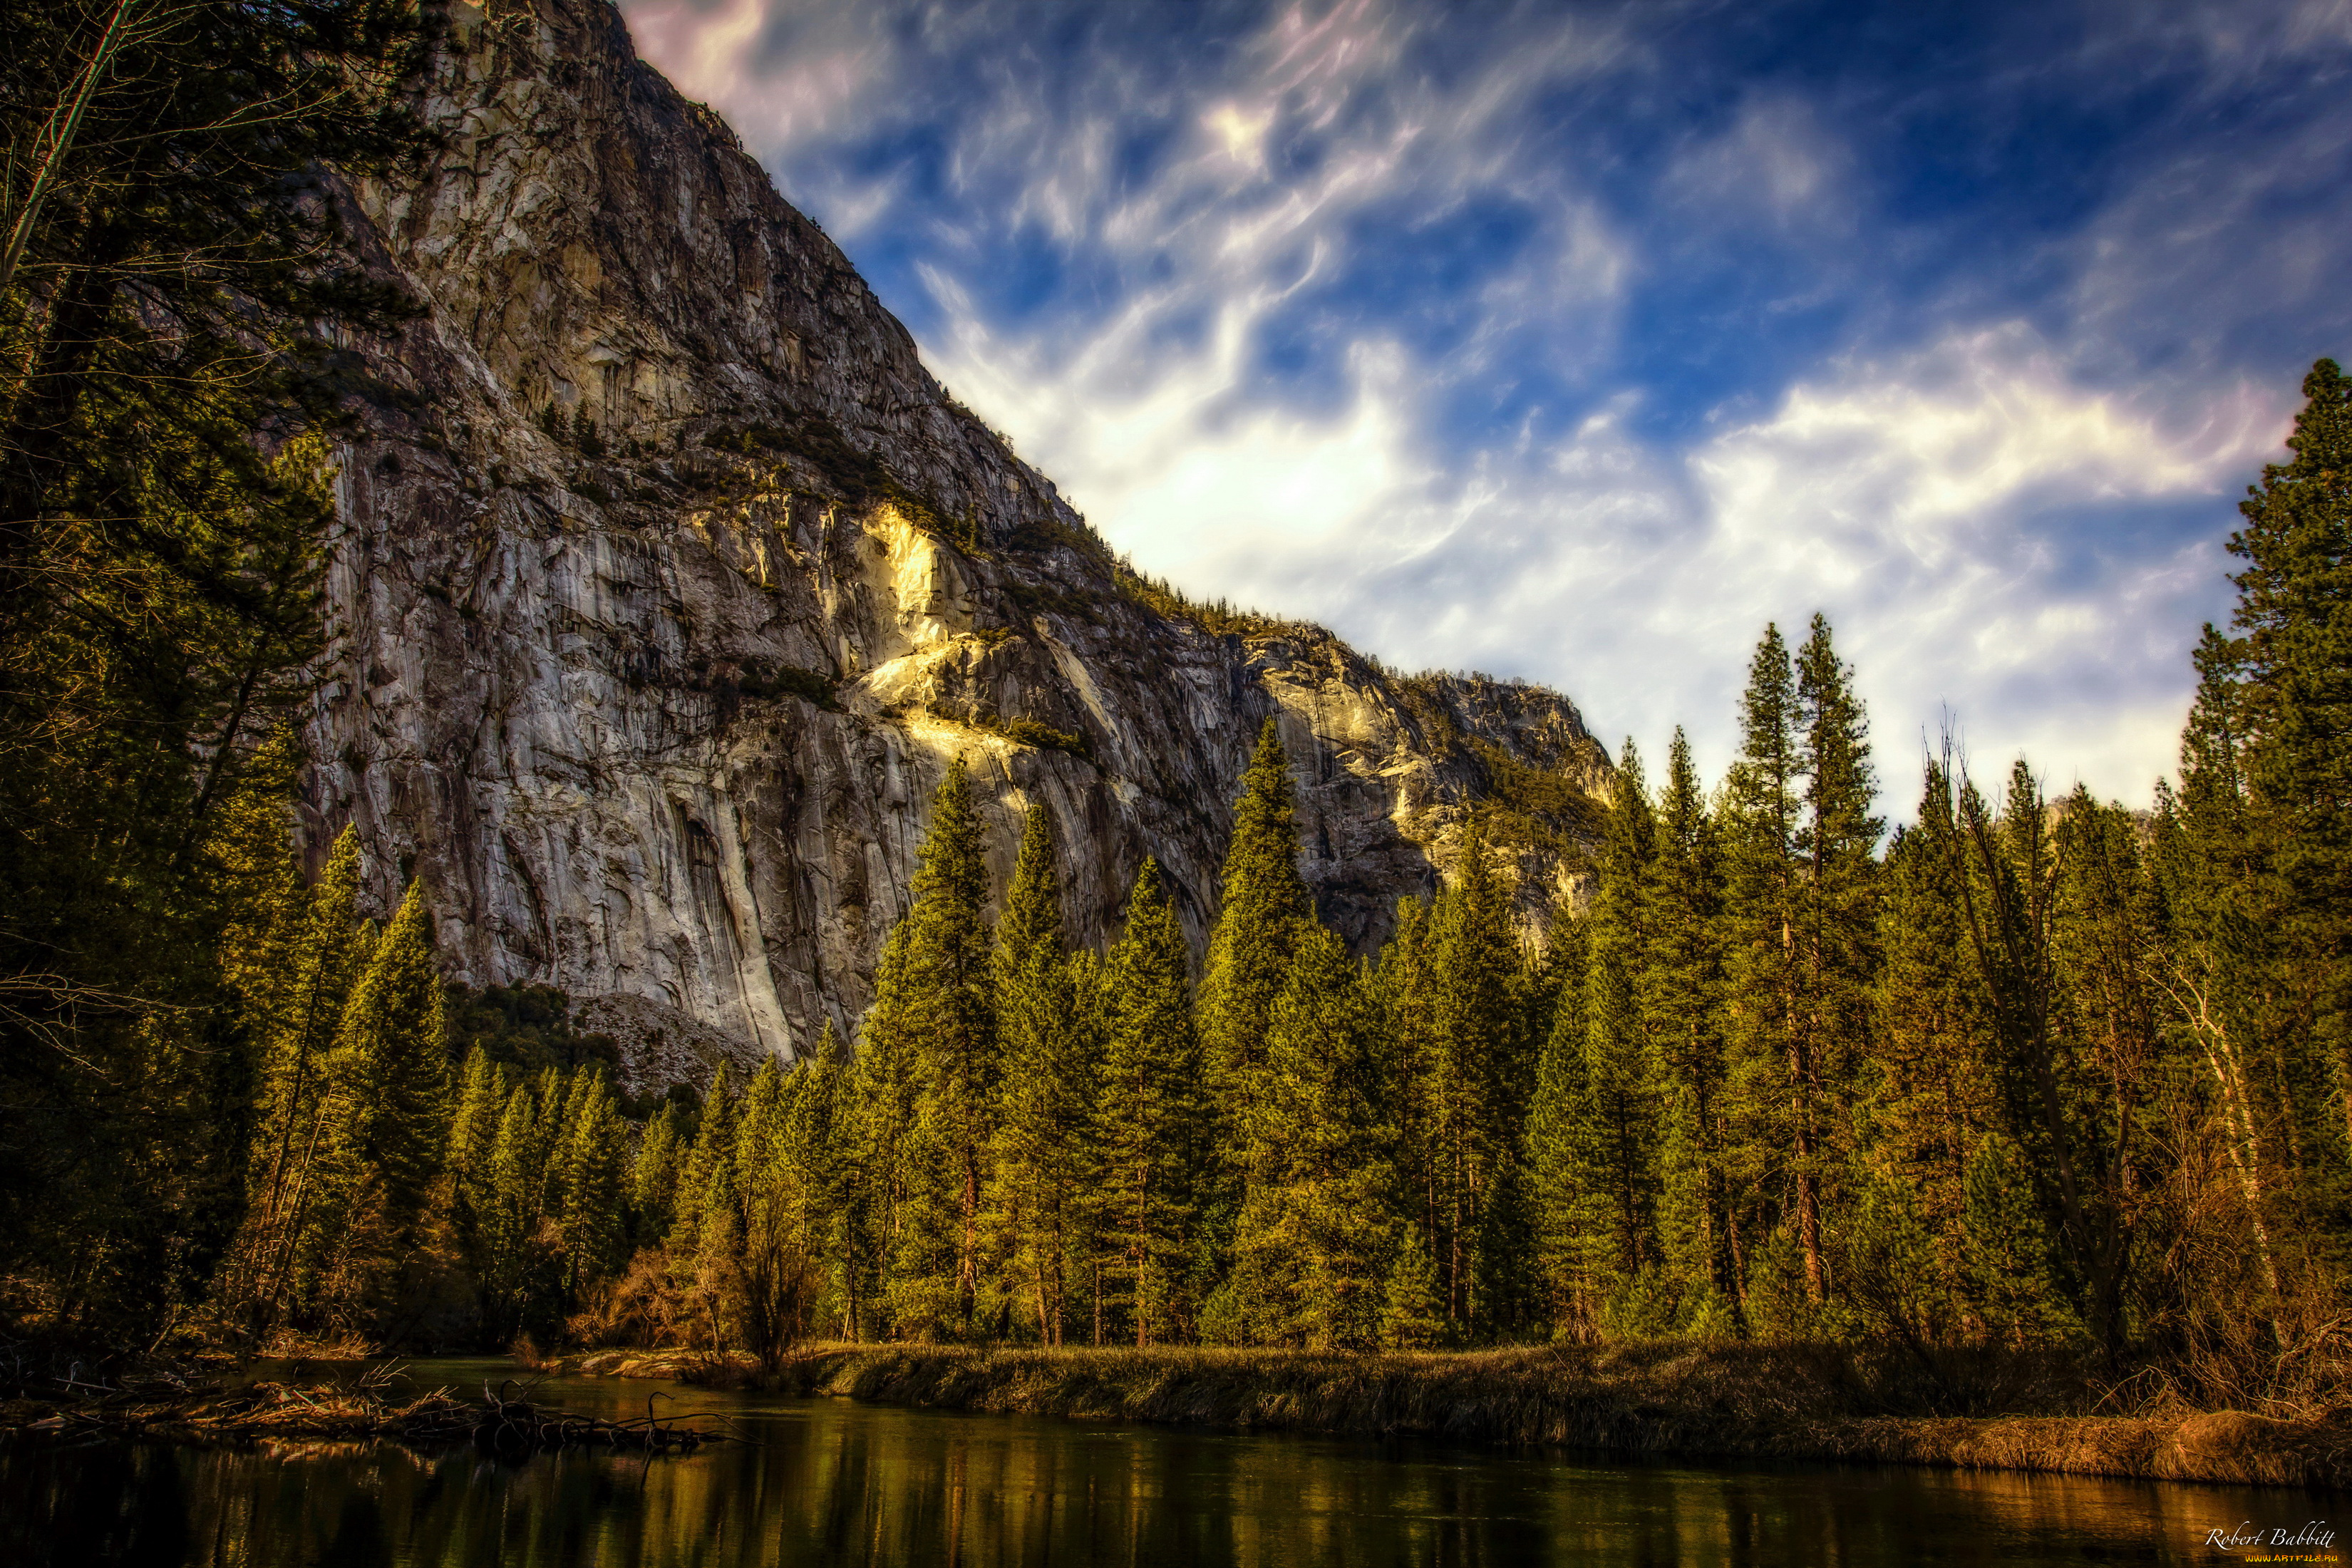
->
557, 1341, 2352, 1490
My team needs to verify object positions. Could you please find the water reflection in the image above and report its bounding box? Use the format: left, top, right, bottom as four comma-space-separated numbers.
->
1, 1361, 2336, 1566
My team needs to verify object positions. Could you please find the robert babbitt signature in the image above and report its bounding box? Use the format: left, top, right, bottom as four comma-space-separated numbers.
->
2206, 1521, 2338, 1558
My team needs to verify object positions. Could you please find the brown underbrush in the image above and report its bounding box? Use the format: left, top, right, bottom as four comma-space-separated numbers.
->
0, 1361, 735, 1453
555, 1340, 2352, 1488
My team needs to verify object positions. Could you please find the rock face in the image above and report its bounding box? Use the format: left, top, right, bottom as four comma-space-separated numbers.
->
310, 0, 1609, 1082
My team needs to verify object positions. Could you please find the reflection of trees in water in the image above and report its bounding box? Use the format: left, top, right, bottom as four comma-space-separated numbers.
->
0, 1383, 2275, 1567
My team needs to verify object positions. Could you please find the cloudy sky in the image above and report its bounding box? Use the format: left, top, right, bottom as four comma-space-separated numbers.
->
620, 0, 2351, 805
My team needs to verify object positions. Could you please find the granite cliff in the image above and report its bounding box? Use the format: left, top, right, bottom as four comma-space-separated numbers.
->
309, 0, 1611, 1083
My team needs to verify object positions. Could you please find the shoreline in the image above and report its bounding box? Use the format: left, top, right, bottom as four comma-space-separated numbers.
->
547, 1342, 2352, 1491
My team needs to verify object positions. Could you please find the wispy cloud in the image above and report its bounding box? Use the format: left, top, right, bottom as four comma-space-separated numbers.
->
619, 0, 2352, 805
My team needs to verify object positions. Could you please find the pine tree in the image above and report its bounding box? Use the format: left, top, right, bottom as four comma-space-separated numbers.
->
1378, 1224, 1450, 1351
0, 0, 426, 1336
557, 1071, 629, 1299
733, 1054, 817, 1363
1959, 1133, 2079, 1346
865, 758, 997, 1339
304, 882, 450, 1325
997, 805, 1064, 976
735, 1056, 788, 1209
329, 884, 451, 1227
220, 826, 370, 1339
852, 922, 919, 1336
1720, 625, 1812, 1302
987, 808, 1100, 1344
2227, 361, 2352, 1128
1643, 728, 1738, 1320
1562, 741, 1661, 1316
477, 1079, 552, 1345
630, 1100, 690, 1249
1095, 859, 1207, 1346
2160, 636, 2308, 1325
1949, 760, 2134, 1348
1376, 894, 1441, 1277
1791, 614, 1882, 1294
669, 1064, 740, 1266
1219, 923, 1395, 1348
1425, 812, 1527, 1336
2158, 361, 2352, 1338
1200, 717, 1314, 1144
445, 1047, 509, 1325
1525, 909, 1589, 1331
783, 1021, 860, 1339
210, 728, 309, 1023
1533, 743, 1665, 1335
1862, 761, 1998, 1310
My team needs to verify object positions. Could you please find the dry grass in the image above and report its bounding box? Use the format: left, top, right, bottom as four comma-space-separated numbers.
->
562, 1341, 2352, 1489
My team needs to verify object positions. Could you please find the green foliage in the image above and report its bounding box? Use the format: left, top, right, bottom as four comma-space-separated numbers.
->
1644, 729, 1738, 1316
1571, 741, 1663, 1296
1200, 718, 1314, 1130
1416, 812, 1534, 1336
969, 710, 1093, 758
0, 0, 427, 1340
2229, 361, 2352, 1047
1378, 1226, 1450, 1351
1865, 765, 1997, 1267
1464, 736, 1605, 861
1113, 559, 1315, 639
862, 758, 999, 1340
444, 985, 621, 1077
1959, 1135, 2080, 1346
321, 883, 450, 1253
12, 308, 2349, 1401
987, 810, 1102, 1345
1219, 924, 1395, 1349
1095, 860, 1208, 1346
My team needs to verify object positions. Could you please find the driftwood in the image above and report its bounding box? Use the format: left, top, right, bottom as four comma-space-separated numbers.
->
0, 1366, 739, 1453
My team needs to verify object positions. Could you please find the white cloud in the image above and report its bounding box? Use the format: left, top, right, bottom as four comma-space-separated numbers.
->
613, 0, 2331, 813
624, 0, 892, 165
1678, 326, 2287, 797
1664, 97, 1855, 234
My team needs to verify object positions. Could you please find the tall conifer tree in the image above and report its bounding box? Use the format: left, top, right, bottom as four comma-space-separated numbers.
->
1572, 741, 1661, 1304
1792, 614, 1882, 1279
1426, 813, 1526, 1334
1095, 859, 1207, 1346
220, 826, 370, 1339
1200, 718, 1314, 1215
987, 807, 1099, 1343
1220, 923, 1394, 1348
1644, 728, 1738, 1316
1721, 624, 1816, 1301
2227, 360, 2352, 1127
1527, 907, 1589, 1329
875, 757, 998, 1337
1864, 762, 1998, 1311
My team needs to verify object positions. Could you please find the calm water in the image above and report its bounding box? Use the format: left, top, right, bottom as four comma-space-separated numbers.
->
0, 1358, 2338, 1566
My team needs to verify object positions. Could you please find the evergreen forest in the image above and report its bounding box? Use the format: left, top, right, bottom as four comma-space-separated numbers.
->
4, 0, 2351, 1417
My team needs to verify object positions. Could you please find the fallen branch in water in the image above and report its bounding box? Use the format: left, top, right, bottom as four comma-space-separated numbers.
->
0, 1368, 741, 1453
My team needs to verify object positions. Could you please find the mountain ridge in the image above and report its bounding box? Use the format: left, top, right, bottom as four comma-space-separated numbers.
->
308, 0, 1611, 1082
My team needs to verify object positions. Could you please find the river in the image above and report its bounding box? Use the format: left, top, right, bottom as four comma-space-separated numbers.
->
0, 1358, 2337, 1565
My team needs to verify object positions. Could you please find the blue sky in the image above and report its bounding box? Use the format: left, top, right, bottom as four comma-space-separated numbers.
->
619, 0, 2352, 804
